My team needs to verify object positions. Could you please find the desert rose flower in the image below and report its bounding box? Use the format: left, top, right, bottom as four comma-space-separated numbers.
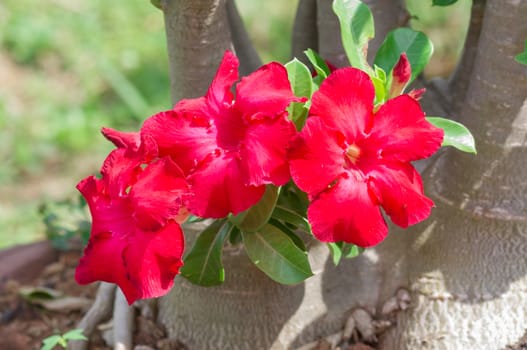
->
75, 128, 189, 304
289, 67, 444, 247
141, 51, 300, 218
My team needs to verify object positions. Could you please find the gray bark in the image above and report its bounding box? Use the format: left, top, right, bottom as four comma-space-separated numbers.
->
226, 0, 261, 75
292, 0, 318, 64
156, 0, 527, 349
379, 0, 527, 348
162, 0, 233, 103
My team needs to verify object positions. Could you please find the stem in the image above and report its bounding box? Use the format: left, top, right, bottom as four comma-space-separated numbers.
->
226, 0, 261, 75
291, 0, 318, 65
162, 0, 233, 103
448, 0, 487, 114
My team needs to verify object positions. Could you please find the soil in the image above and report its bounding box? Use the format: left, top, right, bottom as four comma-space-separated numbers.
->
1, 242, 526, 350
0, 243, 183, 350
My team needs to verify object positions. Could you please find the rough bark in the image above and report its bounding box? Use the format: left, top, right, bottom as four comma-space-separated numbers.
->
448, 0, 486, 114
379, 0, 527, 348
161, 0, 233, 103
226, 0, 261, 75
292, 0, 318, 64
159, 225, 380, 349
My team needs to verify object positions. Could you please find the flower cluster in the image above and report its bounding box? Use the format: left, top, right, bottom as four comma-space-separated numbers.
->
76, 50, 443, 303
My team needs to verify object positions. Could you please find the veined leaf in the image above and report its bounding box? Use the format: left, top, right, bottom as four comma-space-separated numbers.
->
304, 48, 331, 79
242, 224, 313, 285
515, 39, 527, 66
230, 185, 279, 233
433, 0, 458, 6
333, 0, 374, 72
285, 58, 313, 130
327, 242, 344, 266
427, 117, 476, 154
180, 220, 231, 286
272, 205, 311, 234
374, 28, 433, 83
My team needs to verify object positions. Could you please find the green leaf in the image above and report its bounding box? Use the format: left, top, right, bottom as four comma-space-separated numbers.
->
304, 48, 331, 79
285, 58, 313, 130
41, 335, 62, 350
230, 185, 279, 232
62, 329, 88, 341
180, 220, 231, 286
327, 242, 344, 266
374, 28, 433, 83
333, 0, 374, 71
432, 0, 458, 5
272, 205, 311, 234
371, 65, 388, 103
427, 117, 476, 154
515, 40, 527, 66
242, 224, 313, 284
342, 243, 364, 258
268, 218, 307, 251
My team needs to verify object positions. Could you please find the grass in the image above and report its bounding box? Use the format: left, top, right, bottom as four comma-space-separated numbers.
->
0, 0, 469, 249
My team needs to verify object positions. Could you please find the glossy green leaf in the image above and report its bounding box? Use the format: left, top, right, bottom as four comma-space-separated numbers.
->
180, 220, 231, 286
242, 224, 313, 284
304, 48, 331, 79
371, 65, 388, 103
427, 117, 476, 154
272, 205, 311, 234
432, 0, 458, 5
374, 28, 433, 83
333, 0, 374, 71
268, 218, 307, 251
515, 40, 527, 66
230, 185, 279, 232
342, 243, 364, 258
327, 242, 344, 265
285, 58, 313, 130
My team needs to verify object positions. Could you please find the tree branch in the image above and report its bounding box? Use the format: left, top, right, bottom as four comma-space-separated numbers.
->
291, 0, 318, 64
448, 0, 487, 114
162, 0, 233, 103
226, 0, 261, 76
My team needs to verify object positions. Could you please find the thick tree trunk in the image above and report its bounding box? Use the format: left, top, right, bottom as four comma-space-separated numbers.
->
156, 0, 527, 349
378, 0, 527, 348
158, 2, 372, 349
162, 0, 233, 103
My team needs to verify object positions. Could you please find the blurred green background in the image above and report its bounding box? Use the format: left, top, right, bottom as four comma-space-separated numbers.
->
0, 0, 470, 248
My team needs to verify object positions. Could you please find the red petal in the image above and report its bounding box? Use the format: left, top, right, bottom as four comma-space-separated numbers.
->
389, 53, 411, 97
235, 62, 298, 120
240, 115, 296, 186
75, 222, 184, 304
130, 157, 190, 230
101, 127, 140, 150
289, 117, 347, 197
307, 171, 388, 247
366, 162, 434, 228
309, 68, 374, 141
187, 152, 265, 218
76, 174, 185, 304
205, 50, 238, 114
141, 110, 217, 174
365, 95, 444, 162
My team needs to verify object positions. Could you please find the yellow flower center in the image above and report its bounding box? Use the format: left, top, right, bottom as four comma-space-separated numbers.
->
346, 144, 361, 164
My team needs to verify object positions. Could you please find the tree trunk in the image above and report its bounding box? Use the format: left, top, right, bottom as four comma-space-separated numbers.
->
378, 0, 527, 348
156, 0, 527, 349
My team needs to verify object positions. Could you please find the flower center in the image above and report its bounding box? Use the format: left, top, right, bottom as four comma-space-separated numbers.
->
346, 144, 361, 165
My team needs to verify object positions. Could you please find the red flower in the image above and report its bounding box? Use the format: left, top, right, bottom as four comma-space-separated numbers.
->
289, 68, 443, 247
75, 128, 189, 304
141, 51, 299, 218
